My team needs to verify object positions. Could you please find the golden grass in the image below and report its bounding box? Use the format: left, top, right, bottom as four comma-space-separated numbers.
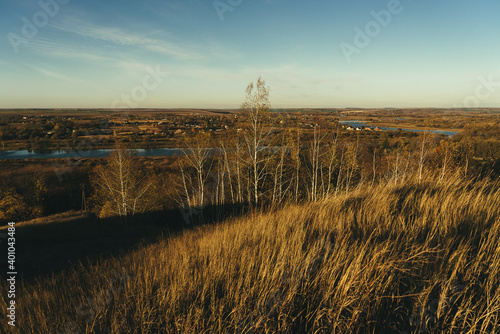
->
1, 174, 500, 333
0, 210, 92, 230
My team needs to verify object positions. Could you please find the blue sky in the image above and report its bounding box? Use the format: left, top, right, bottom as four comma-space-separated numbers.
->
1, 0, 499, 108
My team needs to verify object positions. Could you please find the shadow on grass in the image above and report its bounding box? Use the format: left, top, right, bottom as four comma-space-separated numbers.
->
0, 203, 249, 281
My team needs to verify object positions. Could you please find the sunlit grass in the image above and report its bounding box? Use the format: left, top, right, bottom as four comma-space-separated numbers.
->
1, 173, 500, 333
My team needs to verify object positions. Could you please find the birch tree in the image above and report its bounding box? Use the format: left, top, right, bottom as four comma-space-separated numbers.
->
308, 124, 326, 201
418, 131, 428, 183
177, 132, 214, 225
241, 77, 272, 205
93, 144, 155, 223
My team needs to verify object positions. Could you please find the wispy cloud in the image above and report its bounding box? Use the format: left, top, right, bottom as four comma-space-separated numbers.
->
27, 39, 110, 63
25, 39, 161, 76
177, 64, 363, 91
29, 65, 89, 84
51, 17, 202, 60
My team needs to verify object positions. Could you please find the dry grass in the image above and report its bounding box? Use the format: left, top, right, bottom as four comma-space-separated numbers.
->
0, 210, 92, 230
1, 174, 500, 333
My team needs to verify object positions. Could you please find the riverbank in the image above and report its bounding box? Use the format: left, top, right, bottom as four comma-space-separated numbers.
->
0, 147, 185, 160
339, 120, 460, 136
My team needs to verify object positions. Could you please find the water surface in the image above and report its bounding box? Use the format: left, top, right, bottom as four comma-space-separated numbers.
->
339, 120, 459, 136
0, 148, 184, 160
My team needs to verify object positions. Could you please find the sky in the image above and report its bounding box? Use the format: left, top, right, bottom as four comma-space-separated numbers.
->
1, 0, 499, 109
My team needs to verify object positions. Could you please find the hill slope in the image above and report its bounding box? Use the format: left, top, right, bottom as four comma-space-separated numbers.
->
2, 176, 500, 333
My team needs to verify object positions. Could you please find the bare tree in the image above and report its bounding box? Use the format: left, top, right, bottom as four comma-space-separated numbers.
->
235, 132, 244, 203
307, 124, 327, 201
182, 133, 212, 207
271, 130, 291, 206
287, 115, 302, 202
418, 131, 428, 183
220, 141, 235, 204
177, 132, 213, 224
93, 144, 154, 223
241, 77, 272, 205
438, 139, 458, 182
344, 135, 360, 192
392, 148, 401, 185
324, 129, 340, 196
371, 147, 378, 187
336, 144, 345, 194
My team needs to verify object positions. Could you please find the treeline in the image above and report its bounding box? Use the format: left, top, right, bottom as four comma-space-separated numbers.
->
0, 117, 113, 151
171, 81, 494, 224
174, 128, 481, 226
0, 167, 48, 223
0, 162, 93, 224
88, 78, 499, 225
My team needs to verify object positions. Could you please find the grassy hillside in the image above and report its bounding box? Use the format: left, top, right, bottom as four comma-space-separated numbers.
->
1, 175, 500, 333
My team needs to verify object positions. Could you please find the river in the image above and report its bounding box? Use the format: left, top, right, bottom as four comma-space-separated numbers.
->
0, 122, 459, 160
339, 120, 459, 136
0, 148, 185, 160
